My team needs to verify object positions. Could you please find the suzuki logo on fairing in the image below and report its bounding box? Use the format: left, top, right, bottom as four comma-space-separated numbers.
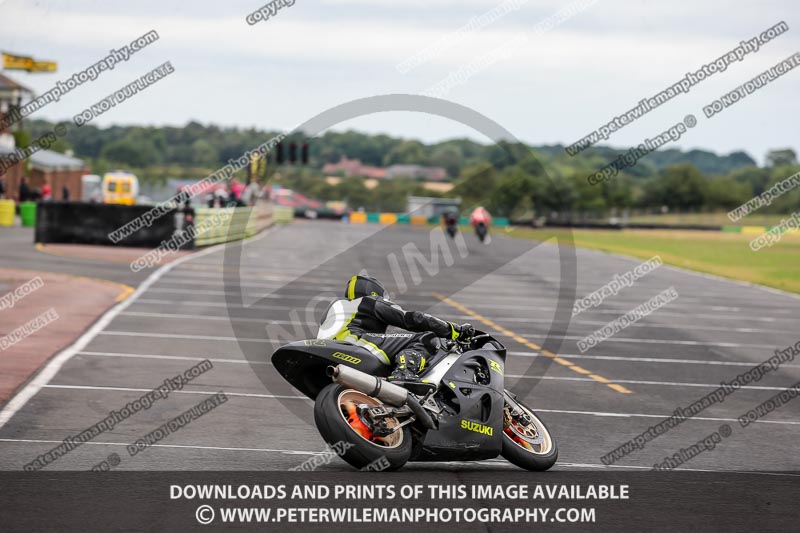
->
461, 420, 493, 436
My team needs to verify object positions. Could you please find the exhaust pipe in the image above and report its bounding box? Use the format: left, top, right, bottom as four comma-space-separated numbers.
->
327, 365, 408, 406
327, 365, 437, 430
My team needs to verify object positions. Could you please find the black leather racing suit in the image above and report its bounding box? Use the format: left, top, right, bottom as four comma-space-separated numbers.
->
319, 295, 458, 371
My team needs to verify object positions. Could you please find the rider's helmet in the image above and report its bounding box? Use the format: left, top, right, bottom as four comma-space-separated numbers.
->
344, 275, 387, 300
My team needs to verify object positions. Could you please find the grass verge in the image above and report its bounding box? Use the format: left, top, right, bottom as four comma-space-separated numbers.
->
506, 227, 800, 295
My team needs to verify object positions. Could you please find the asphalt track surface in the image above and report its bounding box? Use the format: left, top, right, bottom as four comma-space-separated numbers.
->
1, 220, 799, 473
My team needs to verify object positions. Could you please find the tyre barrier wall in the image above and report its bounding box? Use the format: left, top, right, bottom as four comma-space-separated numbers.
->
347, 212, 510, 227
193, 202, 274, 247
35, 201, 183, 247
342, 214, 792, 234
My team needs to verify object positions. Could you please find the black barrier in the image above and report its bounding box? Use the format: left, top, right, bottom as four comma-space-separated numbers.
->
34, 201, 188, 248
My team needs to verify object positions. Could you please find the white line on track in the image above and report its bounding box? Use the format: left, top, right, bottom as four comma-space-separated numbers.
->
77, 347, 800, 372
0, 229, 277, 430
77, 351, 265, 364
99, 331, 271, 343
72, 350, 800, 401
119, 309, 791, 335
507, 374, 799, 391
507, 351, 800, 369
3, 437, 798, 476
52, 352, 800, 427
134, 299, 286, 311
0, 438, 323, 456
95, 329, 778, 350
554, 462, 800, 476
531, 408, 800, 426
131, 296, 796, 323
120, 311, 295, 324
153, 282, 788, 313
0, 243, 229, 430
42, 384, 311, 402
160, 268, 794, 306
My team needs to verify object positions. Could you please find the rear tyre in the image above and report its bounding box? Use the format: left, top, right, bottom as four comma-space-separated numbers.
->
313, 384, 412, 471
501, 396, 558, 471
476, 223, 487, 242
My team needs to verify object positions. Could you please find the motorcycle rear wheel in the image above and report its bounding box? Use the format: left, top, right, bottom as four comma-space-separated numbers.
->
501, 397, 558, 471
313, 384, 412, 471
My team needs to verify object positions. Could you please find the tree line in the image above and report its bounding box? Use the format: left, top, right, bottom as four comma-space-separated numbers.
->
18, 119, 800, 216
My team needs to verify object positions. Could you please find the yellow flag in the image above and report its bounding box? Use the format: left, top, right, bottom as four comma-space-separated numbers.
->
2, 53, 57, 72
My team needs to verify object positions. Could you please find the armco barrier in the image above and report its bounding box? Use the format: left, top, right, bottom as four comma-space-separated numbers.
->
274, 206, 294, 223
193, 202, 273, 247
35, 202, 182, 247
0, 200, 14, 227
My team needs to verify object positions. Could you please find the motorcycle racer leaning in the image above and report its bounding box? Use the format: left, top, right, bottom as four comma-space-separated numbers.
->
317, 275, 474, 389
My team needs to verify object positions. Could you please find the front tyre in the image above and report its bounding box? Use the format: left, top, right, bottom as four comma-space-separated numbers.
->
313, 384, 412, 471
501, 396, 558, 471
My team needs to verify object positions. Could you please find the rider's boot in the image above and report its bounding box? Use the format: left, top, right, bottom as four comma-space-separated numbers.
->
387, 351, 433, 394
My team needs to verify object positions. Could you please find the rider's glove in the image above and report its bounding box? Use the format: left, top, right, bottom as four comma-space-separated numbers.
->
455, 323, 474, 341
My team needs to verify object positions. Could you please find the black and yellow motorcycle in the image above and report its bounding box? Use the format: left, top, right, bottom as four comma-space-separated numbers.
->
272, 330, 558, 471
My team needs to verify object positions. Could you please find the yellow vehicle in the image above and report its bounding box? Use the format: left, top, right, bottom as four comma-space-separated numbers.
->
102, 171, 139, 205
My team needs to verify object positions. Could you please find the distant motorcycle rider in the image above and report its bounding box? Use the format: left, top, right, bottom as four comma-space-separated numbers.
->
469, 206, 492, 229
317, 275, 473, 388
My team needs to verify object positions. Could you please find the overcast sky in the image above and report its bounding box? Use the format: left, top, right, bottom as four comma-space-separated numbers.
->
1, 0, 798, 163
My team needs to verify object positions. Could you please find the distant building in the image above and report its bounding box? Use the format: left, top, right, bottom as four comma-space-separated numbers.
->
0, 74, 32, 194
0, 73, 86, 201
386, 164, 447, 181
322, 156, 386, 179
0, 146, 87, 201
407, 196, 461, 218
0, 72, 33, 136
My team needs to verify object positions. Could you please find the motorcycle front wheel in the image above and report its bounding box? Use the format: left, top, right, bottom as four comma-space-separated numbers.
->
501, 395, 558, 471
313, 384, 412, 471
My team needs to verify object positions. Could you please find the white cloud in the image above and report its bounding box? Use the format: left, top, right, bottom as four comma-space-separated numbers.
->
1, 0, 797, 160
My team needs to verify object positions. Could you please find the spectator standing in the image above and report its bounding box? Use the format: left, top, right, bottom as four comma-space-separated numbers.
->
19, 176, 31, 202
241, 178, 260, 206
41, 182, 52, 201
